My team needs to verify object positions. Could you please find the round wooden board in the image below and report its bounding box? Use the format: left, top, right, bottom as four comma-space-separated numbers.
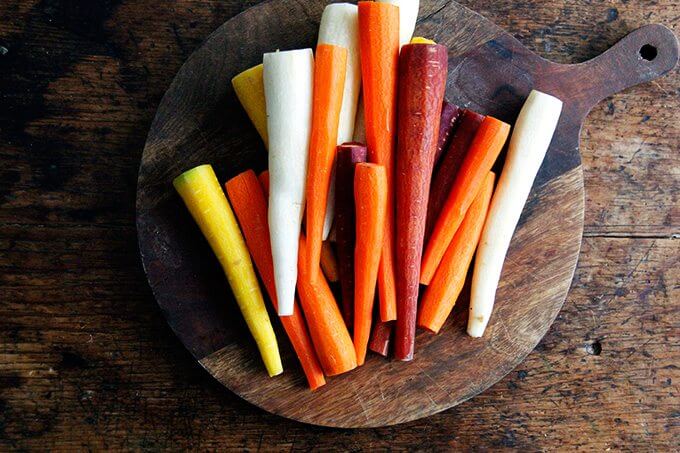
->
136, 0, 678, 428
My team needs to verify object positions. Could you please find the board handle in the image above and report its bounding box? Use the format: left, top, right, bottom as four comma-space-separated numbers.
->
565, 24, 678, 116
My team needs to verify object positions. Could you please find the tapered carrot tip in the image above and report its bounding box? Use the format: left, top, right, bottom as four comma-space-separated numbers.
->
394, 42, 448, 361
418, 172, 495, 334
174, 165, 282, 376
353, 163, 388, 366
298, 235, 357, 376
226, 169, 326, 389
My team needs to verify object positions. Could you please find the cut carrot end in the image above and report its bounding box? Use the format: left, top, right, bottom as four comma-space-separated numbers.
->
410, 36, 436, 44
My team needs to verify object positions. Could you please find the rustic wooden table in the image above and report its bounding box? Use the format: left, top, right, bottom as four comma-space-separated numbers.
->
1, 0, 677, 450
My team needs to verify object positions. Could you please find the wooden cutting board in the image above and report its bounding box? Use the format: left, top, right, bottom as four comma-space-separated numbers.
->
136, 0, 678, 428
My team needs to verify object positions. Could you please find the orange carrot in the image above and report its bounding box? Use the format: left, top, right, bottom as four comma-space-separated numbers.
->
418, 171, 495, 333
297, 236, 357, 376
358, 1, 399, 321
426, 109, 485, 242
306, 44, 348, 280
225, 171, 326, 390
320, 241, 339, 283
353, 163, 388, 366
420, 117, 510, 284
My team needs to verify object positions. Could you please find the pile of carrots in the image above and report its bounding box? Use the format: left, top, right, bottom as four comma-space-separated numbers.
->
173, 0, 563, 390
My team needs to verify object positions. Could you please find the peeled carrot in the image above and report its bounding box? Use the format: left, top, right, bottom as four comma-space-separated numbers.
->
353, 163, 388, 366
306, 44, 348, 280
420, 116, 510, 285
320, 241, 339, 283
335, 143, 368, 328
261, 171, 354, 376
378, 0, 420, 48
433, 101, 462, 165
225, 171, 325, 390
368, 320, 393, 357
173, 165, 282, 377
232, 64, 268, 147
394, 42, 448, 361
264, 48, 314, 316
418, 171, 495, 333
297, 236, 357, 376
318, 3, 362, 145
358, 1, 399, 322
469, 91, 563, 337
262, 171, 340, 287
425, 109, 485, 241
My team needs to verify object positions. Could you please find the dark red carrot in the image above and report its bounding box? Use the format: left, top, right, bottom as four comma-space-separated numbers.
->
225, 171, 326, 390
394, 42, 448, 361
368, 320, 393, 357
425, 109, 485, 242
335, 143, 368, 329
433, 101, 462, 165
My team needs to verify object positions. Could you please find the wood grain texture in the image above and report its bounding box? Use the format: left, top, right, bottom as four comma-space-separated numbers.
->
136, 0, 570, 427
1, 0, 678, 448
136, 0, 676, 427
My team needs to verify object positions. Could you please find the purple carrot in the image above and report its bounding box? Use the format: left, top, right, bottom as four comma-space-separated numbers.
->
335, 142, 368, 330
425, 109, 485, 243
433, 101, 463, 165
368, 320, 393, 357
395, 43, 448, 361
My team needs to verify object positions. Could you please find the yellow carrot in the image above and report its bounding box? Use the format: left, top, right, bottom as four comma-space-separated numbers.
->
173, 164, 282, 377
410, 37, 435, 44
232, 64, 268, 147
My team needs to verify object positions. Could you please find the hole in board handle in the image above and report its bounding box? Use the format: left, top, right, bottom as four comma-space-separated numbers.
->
639, 44, 657, 61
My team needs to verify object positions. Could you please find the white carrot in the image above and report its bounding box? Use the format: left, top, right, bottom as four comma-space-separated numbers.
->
468, 90, 563, 337
263, 48, 314, 316
377, 0, 420, 48
318, 3, 361, 240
